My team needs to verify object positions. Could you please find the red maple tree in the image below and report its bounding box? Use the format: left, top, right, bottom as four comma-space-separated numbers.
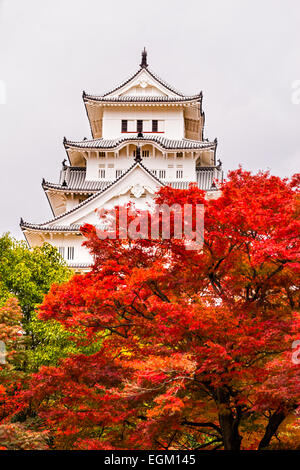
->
11, 169, 300, 450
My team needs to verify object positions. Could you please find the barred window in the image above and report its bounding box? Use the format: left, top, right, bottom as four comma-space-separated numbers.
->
176, 170, 183, 179
159, 170, 166, 179
152, 120, 158, 132
137, 120, 143, 133
121, 120, 128, 132
116, 169, 124, 178
58, 247, 65, 258
67, 246, 74, 260
99, 152, 105, 157
142, 150, 150, 157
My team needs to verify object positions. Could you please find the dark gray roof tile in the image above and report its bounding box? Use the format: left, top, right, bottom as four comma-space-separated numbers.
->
84, 94, 201, 103
65, 135, 216, 151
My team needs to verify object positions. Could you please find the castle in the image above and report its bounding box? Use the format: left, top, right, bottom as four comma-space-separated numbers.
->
21, 49, 222, 271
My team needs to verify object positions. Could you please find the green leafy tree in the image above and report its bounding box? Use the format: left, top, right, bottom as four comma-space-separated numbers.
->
0, 234, 73, 370
0, 234, 71, 321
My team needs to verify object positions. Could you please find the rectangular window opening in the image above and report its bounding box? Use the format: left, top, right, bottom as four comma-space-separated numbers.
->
137, 120, 143, 133
152, 120, 158, 132
116, 169, 125, 178
67, 246, 74, 261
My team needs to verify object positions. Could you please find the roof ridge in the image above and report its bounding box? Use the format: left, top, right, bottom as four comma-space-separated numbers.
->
146, 67, 185, 96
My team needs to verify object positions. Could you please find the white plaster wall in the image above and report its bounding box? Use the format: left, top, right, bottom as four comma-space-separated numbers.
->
45, 233, 94, 265
65, 196, 86, 212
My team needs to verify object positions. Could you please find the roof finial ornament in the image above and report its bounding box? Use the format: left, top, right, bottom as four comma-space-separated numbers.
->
140, 47, 148, 68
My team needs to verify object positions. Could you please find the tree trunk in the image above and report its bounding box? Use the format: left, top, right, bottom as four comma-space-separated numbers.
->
215, 388, 242, 450
218, 411, 242, 450
258, 410, 286, 450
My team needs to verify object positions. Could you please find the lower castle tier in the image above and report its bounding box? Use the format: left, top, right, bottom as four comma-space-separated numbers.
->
21, 50, 223, 272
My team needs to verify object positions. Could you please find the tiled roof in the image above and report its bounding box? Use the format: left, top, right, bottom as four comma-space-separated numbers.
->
45, 168, 220, 193
22, 164, 223, 233
64, 136, 216, 151
68, 263, 92, 269
83, 94, 202, 103
43, 167, 112, 192
22, 161, 164, 231
91, 66, 189, 99
197, 167, 222, 190
20, 222, 82, 232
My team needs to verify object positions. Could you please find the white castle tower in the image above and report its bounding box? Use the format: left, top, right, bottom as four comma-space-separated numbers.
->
21, 49, 223, 272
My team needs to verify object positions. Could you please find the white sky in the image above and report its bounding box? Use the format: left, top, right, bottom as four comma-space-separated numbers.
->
0, 0, 299, 237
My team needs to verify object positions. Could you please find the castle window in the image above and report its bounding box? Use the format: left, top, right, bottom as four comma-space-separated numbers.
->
176, 152, 183, 158
121, 120, 127, 132
176, 170, 183, 179
152, 120, 158, 132
98, 164, 106, 178
137, 120, 143, 133
67, 246, 74, 260
99, 152, 105, 157
151, 170, 157, 176
142, 150, 149, 158
159, 170, 166, 179
116, 169, 124, 178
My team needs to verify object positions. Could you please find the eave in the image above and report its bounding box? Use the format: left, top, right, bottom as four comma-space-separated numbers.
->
83, 94, 202, 105
64, 136, 217, 152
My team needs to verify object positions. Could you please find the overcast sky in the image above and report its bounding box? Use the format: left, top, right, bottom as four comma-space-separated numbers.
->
0, 0, 299, 238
